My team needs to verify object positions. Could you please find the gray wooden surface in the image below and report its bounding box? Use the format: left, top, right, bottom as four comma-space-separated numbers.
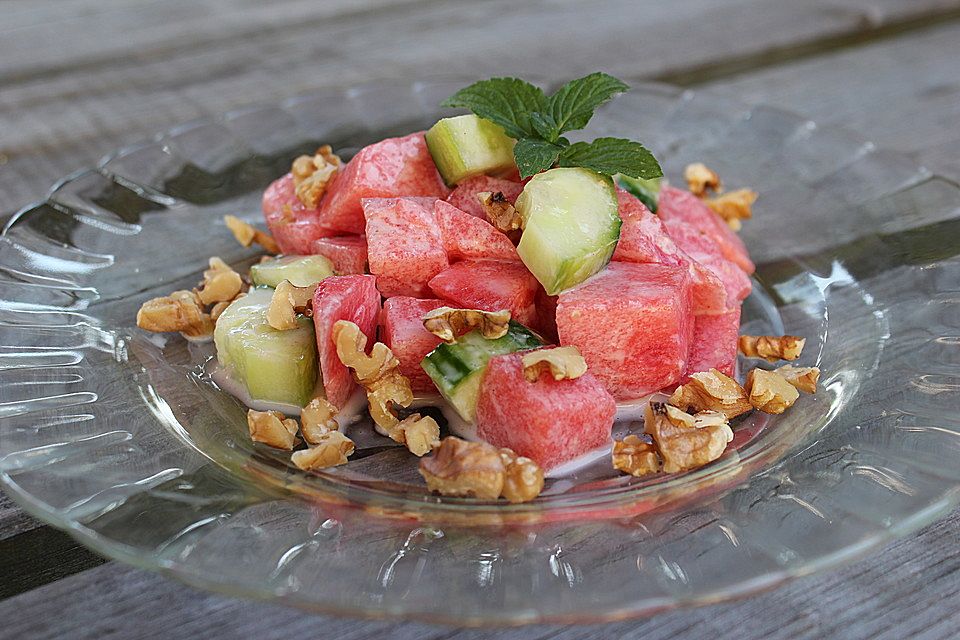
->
2, 1, 960, 637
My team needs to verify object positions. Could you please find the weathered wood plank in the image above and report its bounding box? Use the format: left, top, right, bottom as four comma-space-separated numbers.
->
0, 528, 106, 599
2, 0, 960, 216
0, 509, 957, 640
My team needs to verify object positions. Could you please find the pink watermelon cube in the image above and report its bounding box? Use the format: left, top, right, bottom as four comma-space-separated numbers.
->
556, 262, 693, 400
445, 175, 524, 219
318, 132, 449, 234
312, 275, 381, 408
262, 173, 340, 254
434, 200, 519, 262
380, 296, 445, 393
310, 235, 368, 275
658, 186, 755, 274
684, 307, 741, 381
476, 352, 616, 470
661, 216, 752, 305
428, 259, 538, 327
613, 188, 727, 315
363, 197, 449, 298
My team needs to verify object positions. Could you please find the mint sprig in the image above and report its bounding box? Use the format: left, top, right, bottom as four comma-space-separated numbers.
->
442, 73, 662, 180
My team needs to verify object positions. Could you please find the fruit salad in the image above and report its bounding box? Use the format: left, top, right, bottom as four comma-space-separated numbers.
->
136, 74, 820, 503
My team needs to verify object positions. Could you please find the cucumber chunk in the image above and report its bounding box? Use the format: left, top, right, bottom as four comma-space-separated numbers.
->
249, 255, 335, 288
421, 322, 542, 422
515, 167, 621, 295
214, 287, 318, 407
425, 114, 516, 186
617, 174, 662, 213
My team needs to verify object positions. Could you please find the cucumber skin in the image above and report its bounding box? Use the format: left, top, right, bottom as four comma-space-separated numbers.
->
421, 322, 543, 422
617, 174, 662, 213
249, 255, 334, 288
214, 288, 318, 407
425, 115, 516, 187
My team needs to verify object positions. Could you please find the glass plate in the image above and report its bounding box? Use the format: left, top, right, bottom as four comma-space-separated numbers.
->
2, 79, 959, 626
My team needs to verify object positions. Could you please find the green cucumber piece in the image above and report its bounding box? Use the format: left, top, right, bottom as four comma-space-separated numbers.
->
249, 255, 334, 288
515, 167, 621, 295
421, 322, 543, 422
214, 287, 318, 407
616, 174, 662, 212
425, 114, 516, 186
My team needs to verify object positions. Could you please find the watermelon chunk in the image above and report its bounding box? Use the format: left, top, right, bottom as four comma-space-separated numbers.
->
310, 236, 368, 275
534, 285, 559, 343
312, 275, 381, 408
428, 259, 538, 327
318, 132, 449, 234
476, 352, 616, 470
363, 197, 449, 298
613, 188, 727, 315
434, 200, 519, 262
380, 296, 445, 393
684, 307, 741, 381
556, 262, 693, 400
262, 173, 340, 254
445, 175, 524, 219
658, 186, 755, 273
661, 216, 752, 305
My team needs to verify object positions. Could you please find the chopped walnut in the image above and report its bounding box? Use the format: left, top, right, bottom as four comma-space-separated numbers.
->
693, 410, 730, 429
210, 300, 231, 322
223, 215, 280, 254
612, 435, 660, 477
684, 162, 722, 197
197, 257, 243, 306
137, 289, 215, 339
365, 370, 414, 431
422, 307, 511, 343
300, 397, 339, 445
291, 145, 342, 208
419, 437, 505, 500
705, 189, 758, 231
266, 280, 316, 330
776, 365, 820, 394
645, 402, 733, 474
499, 448, 545, 503
738, 334, 805, 362
291, 431, 354, 470
332, 320, 400, 385
521, 346, 587, 382
477, 191, 523, 232
669, 369, 752, 419
247, 409, 299, 450
390, 414, 441, 457
745, 368, 799, 414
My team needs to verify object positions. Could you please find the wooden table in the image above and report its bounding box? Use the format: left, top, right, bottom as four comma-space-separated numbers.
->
2, 1, 960, 637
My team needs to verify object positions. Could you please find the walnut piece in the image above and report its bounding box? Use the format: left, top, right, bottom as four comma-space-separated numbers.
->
197, 257, 243, 306
300, 397, 339, 445
745, 368, 799, 414
776, 365, 820, 394
419, 437, 505, 500
390, 414, 441, 457
645, 402, 733, 474
738, 334, 805, 362
521, 346, 587, 382
669, 369, 752, 419
291, 431, 355, 470
705, 189, 758, 231
291, 145, 342, 208
223, 215, 280, 254
684, 162, 722, 197
137, 289, 215, 339
266, 280, 316, 330
612, 435, 660, 477
247, 409, 299, 450
422, 307, 511, 343
499, 448, 545, 503
477, 191, 523, 232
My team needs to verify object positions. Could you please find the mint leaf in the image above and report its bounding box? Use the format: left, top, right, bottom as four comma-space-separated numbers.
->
514, 138, 562, 179
558, 137, 662, 179
548, 73, 629, 135
441, 77, 547, 139
529, 111, 559, 142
